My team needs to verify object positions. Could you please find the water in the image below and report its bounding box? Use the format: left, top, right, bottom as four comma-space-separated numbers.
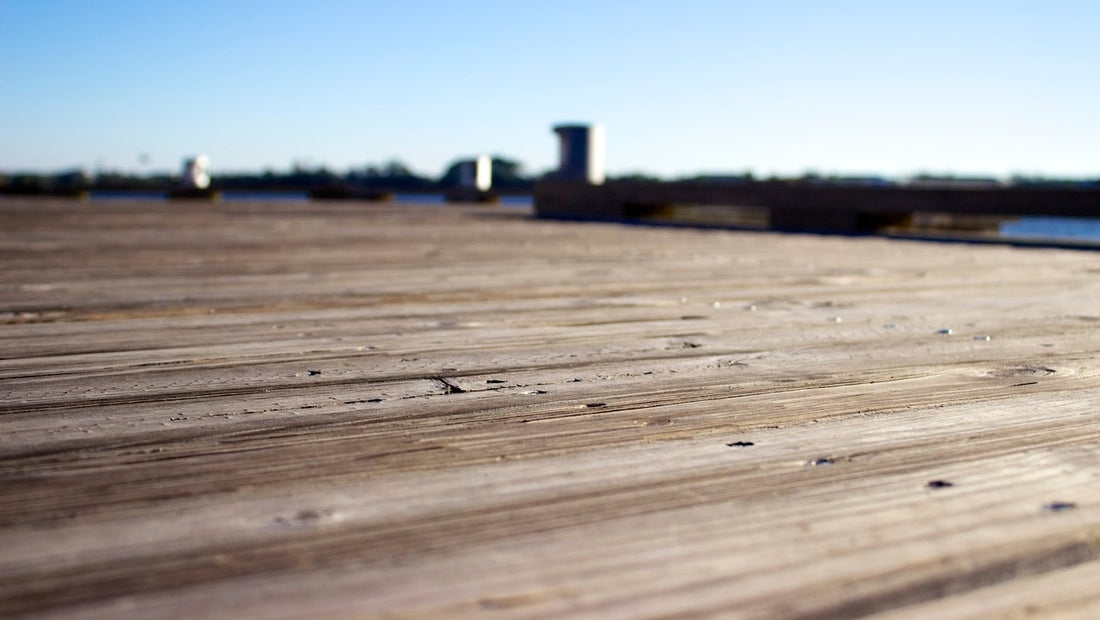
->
393, 192, 443, 204
999, 216, 1100, 244
222, 191, 309, 201
89, 190, 532, 206
82, 192, 1096, 244
90, 190, 310, 201
89, 190, 168, 200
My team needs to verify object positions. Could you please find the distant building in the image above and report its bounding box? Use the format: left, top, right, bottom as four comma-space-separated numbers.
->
458, 155, 492, 192
180, 155, 211, 189
553, 124, 605, 185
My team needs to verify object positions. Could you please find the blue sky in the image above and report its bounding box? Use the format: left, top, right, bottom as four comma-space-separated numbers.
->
1, 1, 1097, 179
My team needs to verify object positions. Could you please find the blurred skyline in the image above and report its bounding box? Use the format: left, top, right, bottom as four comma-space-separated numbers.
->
1, 0, 1097, 179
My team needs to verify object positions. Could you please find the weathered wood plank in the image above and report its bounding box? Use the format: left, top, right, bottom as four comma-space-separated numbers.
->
2, 197, 1100, 617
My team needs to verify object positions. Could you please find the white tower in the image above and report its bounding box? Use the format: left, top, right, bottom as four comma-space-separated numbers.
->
180, 155, 211, 190
553, 124, 605, 185
459, 155, 492, 192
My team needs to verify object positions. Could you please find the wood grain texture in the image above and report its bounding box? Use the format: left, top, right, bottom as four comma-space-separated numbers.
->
3, 197, 1100, 618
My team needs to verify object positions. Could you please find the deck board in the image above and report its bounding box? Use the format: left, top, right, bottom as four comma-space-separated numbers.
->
3, 198, 1100, 618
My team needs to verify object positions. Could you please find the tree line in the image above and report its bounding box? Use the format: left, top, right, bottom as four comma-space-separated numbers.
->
0, 156, 537, 195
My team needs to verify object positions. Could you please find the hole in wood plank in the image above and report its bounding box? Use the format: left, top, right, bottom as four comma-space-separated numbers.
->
987, 365, 1058, 378
435, 378, 466, 394
274, 507, 337, 527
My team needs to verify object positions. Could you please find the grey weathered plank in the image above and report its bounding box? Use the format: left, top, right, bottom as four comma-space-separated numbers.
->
2, 197, 1100, 618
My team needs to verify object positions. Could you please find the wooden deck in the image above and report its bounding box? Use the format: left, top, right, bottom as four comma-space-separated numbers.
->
534, 178, 1100, 234
3, 197, 1100, 618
